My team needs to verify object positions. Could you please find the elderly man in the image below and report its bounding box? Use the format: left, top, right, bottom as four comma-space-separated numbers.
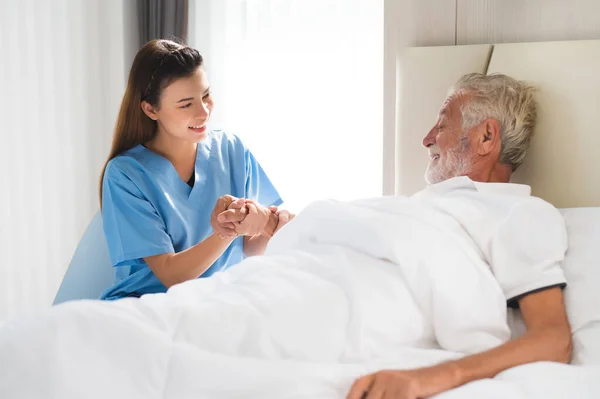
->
345, 73, 572, 398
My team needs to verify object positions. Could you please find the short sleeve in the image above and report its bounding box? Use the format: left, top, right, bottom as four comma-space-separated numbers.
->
101, 164, 174, 267
244, 149, 283, 207
489, 197, 567, 307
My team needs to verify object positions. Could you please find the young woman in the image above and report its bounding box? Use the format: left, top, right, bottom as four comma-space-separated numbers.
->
99, 39, 289, 300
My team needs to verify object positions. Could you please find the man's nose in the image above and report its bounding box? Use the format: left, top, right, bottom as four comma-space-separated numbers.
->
422, 126, 437, 148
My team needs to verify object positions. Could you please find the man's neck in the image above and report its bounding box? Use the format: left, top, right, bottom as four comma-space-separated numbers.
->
466, 163, 512, 183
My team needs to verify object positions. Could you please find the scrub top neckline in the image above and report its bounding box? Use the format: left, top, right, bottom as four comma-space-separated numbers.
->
137, 140, 211, 200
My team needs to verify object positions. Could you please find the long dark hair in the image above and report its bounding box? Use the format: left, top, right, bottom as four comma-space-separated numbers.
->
99, 39, 204, 206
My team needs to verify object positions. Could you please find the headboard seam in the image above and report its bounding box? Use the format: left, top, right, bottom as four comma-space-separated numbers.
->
483, 45, 495, 75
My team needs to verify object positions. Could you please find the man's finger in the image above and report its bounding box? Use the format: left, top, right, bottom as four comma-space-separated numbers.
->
227, 197, 246, 210
218, 207, 248, 223
246, 202, 258, 215
363, 378, 385, 399
346, 375, 374, 399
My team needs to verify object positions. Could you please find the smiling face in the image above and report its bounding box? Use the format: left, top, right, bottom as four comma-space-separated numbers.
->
422, 92, 475, 184
141, 67, 214, 143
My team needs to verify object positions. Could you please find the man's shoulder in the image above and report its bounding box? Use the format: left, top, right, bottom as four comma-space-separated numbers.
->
503, 195, 564, 228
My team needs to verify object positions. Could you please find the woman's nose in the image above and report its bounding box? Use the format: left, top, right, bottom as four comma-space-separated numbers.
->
196, 102, 209, 119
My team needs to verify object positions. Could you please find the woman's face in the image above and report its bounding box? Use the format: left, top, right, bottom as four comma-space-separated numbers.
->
142, 67, 214, 143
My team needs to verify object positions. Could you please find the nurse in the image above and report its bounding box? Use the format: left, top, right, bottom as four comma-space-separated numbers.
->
98, 39, 287, 300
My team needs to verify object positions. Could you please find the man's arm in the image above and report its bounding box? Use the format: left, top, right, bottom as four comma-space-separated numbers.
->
347, 287, 572, 399
243, 207, 296, 256
243, 211, 278, 257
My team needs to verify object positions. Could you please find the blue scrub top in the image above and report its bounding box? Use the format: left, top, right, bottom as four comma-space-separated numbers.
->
100, 130, 282, 300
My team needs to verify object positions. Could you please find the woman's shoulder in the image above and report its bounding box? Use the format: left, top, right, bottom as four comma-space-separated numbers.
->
103, 145, 149, 183
207, 129, 248, 153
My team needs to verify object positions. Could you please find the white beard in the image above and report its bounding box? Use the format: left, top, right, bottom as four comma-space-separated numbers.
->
425, 146, 471, 185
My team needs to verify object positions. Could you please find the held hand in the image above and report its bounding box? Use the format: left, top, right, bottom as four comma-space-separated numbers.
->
232, 200, 271, 237
211, 195, 247, 238
267, 206, 295, 235
346, 365, 457, 399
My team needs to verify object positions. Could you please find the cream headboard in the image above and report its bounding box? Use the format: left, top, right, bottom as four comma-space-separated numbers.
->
396, 40, 600, 208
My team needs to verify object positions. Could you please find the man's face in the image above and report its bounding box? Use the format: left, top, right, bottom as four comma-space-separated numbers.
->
422, 93, 474, 184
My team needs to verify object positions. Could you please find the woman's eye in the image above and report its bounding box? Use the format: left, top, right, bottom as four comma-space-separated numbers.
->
180, 103, 192, 109
203, 92, 211, 99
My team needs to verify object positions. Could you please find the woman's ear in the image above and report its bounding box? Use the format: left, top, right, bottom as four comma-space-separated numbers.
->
477, 118, 501, 156
141, 101, 159, 121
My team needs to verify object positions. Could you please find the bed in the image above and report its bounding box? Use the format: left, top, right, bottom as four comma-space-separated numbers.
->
1, 40, 600, 399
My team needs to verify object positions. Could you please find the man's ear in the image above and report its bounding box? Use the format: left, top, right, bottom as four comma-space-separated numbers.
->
477, 118, 501, 156
141, 101, 159, 121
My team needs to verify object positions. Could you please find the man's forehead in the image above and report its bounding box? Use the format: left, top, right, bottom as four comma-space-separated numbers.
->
438, 97, 455, 118
439, 90, 472, 118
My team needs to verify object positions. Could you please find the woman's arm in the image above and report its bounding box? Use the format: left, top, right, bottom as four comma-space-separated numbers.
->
144, 233, 237, 288
143, 195, 247, 288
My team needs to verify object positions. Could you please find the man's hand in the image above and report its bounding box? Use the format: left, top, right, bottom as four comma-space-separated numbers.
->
269, 206, 295, 234
235, 200, 272, 237
347, 287, 572, 399
347, 365, 457, 399
218, 199, 271, 237
211, 195, 247, 238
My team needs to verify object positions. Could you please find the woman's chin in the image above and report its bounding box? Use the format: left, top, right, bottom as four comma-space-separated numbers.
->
186, 128, 208, 142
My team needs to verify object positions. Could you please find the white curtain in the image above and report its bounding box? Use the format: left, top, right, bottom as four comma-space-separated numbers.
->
0, 0, 127, 321
189, 0, 383, 213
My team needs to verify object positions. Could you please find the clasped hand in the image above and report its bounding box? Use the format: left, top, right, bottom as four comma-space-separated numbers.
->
211, 195, 292, 239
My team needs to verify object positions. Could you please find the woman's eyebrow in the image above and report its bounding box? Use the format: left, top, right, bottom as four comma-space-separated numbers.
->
176, 87, 211, 103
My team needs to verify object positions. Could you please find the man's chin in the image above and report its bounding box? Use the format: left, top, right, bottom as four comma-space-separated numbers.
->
425, 168, 440, 185
425, 167, 451, 185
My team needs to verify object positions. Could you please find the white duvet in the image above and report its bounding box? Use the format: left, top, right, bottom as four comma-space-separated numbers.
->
1, 197, 599, 398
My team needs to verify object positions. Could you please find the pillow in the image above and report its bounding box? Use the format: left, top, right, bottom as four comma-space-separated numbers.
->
560, 207, 600, 365
507, 207, 600, 365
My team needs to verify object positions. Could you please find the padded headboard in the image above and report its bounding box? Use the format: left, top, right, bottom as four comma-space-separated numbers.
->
396, 40, 600, 208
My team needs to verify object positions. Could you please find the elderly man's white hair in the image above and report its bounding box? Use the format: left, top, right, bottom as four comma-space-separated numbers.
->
448, 73, 537, 171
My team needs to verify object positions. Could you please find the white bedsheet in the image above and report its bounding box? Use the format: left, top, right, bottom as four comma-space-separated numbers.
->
1, 198, 599, 398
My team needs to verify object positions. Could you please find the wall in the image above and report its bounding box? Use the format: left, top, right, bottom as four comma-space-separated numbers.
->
384, 0, 600, 195
0, 0, 128, 321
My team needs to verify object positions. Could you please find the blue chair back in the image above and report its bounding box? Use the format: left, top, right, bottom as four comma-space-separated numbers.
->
53, 211, 114, 305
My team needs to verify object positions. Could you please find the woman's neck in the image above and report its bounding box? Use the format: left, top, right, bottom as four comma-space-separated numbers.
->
146, 128, 197, 166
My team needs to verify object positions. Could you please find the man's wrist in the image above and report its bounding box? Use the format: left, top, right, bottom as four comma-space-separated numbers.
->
433, 361, 463, 391
262, 211, 279, 238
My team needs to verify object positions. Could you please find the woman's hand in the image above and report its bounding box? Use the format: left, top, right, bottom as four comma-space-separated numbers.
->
211, 195, 247, 238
